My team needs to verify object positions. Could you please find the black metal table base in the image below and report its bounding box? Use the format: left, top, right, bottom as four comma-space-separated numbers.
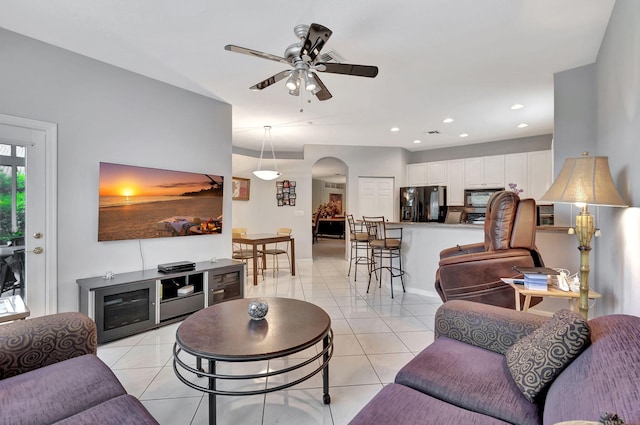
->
174, 329, 334, 425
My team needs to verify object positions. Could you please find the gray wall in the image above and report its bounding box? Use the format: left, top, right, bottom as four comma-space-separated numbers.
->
554, 64, 598, 168
593, 0, 640, 316
553, 0, 640, 316
0, 28, 232, 312
552, 64, 598, 228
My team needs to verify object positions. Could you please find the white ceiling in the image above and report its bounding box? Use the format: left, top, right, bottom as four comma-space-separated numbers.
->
0, 0, 614, 154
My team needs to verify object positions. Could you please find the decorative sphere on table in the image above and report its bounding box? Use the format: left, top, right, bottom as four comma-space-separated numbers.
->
247, 299, 269, 320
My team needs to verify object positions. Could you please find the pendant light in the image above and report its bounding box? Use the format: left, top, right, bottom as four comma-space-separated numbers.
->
253, 125, 281, 181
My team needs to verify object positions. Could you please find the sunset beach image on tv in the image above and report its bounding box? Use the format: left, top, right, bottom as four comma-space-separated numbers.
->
98, 162, 224, 241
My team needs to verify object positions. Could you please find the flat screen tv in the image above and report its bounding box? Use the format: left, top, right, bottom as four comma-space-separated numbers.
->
98, 162, 223, 241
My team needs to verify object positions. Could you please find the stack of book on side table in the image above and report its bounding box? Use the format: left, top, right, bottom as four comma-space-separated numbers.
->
523, 274, 549, 291
513, 266, 560, 291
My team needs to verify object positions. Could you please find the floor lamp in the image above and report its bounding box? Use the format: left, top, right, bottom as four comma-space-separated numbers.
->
540, 152, 627, 319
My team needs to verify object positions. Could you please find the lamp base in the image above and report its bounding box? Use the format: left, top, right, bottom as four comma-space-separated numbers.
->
575, 207, 595, 319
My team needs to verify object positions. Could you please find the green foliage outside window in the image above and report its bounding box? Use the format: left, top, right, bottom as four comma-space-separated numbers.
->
0, 169, 25, 244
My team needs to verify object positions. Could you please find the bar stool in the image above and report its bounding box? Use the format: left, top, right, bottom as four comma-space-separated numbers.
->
347, 214, 372, 281
362, 216, 405, 298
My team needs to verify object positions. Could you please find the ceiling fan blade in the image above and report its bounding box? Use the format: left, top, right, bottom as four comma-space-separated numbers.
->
250, 70, 291, 91
310, 73, 332, 101
225, 44, 291, 66
301, 23, 332, 64
315, 62, 379, 78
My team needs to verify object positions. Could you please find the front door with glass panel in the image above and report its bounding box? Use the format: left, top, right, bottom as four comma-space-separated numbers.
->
0, 116, 56, 317
0, 143, 25, 300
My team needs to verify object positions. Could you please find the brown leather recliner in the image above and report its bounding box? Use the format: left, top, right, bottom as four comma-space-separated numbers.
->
434, 191, 544, 309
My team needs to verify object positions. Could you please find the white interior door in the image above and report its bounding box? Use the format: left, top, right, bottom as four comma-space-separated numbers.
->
358, 177, 395, 220
0, 114, 57, 317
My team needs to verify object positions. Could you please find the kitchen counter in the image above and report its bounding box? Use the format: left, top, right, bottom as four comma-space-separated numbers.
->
379, 223, 578, 302
388, 221, 570, 233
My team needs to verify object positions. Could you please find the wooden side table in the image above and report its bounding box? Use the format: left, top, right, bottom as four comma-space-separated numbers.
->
0, 295, 30, 323
501, 279, 601, 312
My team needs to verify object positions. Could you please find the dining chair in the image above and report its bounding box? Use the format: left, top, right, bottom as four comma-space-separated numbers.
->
231, 227, 247, 236
312, 215, 320, 244
260, 228, 292, 277
232, 232, 263, 279
362, 216, 405, 298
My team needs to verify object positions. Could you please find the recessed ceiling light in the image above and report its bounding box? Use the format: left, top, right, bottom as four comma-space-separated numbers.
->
442, 118, 454, 123
413, 140, 422, 144
390, 127, 400, 132
517, 123, 528, 128
459, 133, 469, 138
511, 104, 524, 110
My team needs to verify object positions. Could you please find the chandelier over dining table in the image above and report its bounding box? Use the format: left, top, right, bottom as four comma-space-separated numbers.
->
253, 125, 281, 181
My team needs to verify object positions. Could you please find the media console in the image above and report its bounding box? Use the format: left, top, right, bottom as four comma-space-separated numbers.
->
77, 259, 244, 344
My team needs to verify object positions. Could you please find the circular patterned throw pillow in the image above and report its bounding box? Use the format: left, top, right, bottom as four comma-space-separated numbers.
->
505, 309, 591, 402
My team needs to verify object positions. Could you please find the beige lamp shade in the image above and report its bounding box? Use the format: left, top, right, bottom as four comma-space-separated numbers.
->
540, 155, 627, 207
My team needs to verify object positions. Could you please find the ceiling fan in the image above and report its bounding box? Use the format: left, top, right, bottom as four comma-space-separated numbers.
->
224, 23, 379, 101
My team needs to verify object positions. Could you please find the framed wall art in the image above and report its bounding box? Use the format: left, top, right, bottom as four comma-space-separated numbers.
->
276, 180, 296, 206
232, 177, 250, 201
329, 193, 343, 215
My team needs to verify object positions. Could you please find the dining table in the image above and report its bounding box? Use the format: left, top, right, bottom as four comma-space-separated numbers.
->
231, 233, 295, 285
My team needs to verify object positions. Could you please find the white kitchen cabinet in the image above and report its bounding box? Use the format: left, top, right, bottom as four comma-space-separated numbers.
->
427, 161, 447, 185
407, 151, 550, 204
504, 151, 552, 201
527, 150, 553, 201
464, 155, 505, 189
464, 157, 483, 187
407, 163, 427, 186
446, 159, 465, 206
504, 153, 529, 197
484, 155, 505, 187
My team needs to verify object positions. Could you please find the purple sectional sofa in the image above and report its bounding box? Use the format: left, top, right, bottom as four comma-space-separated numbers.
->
350, 300, 640, 425
0, 312, 158, 425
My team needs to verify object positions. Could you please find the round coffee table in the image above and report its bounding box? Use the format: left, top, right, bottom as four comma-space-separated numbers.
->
173, 297, 333, 425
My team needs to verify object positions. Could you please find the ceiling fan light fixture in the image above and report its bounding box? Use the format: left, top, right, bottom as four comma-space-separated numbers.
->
303, 72, 316, 91
285, 70, 299, 91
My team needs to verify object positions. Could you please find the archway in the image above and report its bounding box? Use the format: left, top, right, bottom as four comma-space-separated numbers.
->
311, 157, 347, 259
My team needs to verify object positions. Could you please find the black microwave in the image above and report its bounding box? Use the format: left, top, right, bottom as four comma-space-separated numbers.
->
537, 204, 554, 226
464, 188, 504, 208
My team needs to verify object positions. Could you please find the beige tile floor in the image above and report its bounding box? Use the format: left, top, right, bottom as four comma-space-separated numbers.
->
97, 238, 441, 425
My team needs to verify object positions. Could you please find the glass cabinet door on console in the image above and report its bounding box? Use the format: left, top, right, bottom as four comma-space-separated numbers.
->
94, 280, 157, 343
208, 270, 242, 304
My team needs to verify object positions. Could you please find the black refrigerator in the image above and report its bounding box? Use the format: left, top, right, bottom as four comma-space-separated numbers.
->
400, 186, 447, 222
